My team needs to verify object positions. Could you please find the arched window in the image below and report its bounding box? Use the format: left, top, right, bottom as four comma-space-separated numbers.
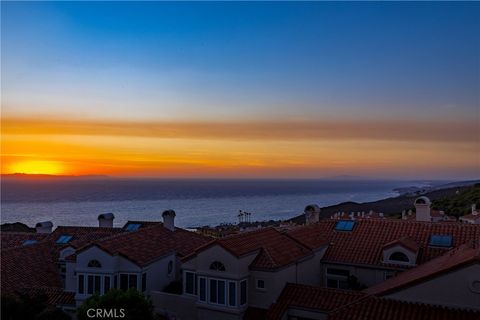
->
88, 259, 102, 268
209, 261, 226, 271
389, 252, 409, 263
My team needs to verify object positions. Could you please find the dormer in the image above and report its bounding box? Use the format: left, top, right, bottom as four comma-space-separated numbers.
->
382, 237, 419, 266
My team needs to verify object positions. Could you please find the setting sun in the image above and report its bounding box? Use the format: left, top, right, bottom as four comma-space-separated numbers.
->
8, 160, 65, 175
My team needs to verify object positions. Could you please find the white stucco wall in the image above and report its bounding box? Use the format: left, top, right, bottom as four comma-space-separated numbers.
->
386, 264, 480, 310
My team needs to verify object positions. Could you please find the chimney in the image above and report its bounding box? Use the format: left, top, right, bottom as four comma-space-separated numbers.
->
414, 196, 432, 222
162, 209, 176, 231
36, 221, 53, 234
402, 210, 406, 220
98, 213, 115, 228
304, 204, 320, 225
473, 204, 478, 215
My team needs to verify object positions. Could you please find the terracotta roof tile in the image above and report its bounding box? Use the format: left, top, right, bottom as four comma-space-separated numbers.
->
76, 224, 211, 266
329, 296, 480, 320
1, 242, 63, 294
266, 283, 365, 320
185, 228, 313, 270
383, 236, 420, 253
1, 232, 48, 249
267, 284, 480, 320
365, 241, 480, 295
19, 287, 76, 306
288, 219, 480, 268
45, 226, 124, 248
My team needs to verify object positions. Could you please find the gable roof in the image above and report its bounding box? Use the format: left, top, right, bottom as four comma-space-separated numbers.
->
75, 224, 211, 266
329, 296, 480, 320
365, 241, 480, 295
383, 236, 420, 253
183, 227, 313, 270
266, 283, 365, 320
287, 219, 480, 268
267, 284, 480, 320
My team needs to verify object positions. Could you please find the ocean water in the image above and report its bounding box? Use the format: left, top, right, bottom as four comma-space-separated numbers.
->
0, 179, 413, 228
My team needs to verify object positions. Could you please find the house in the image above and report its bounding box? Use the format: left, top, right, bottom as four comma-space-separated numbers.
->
266, 241, 480, 320
286, 215, 480, 289
459, 204, 480, 224
64, 210, 211, 306
152, 227, 327, 320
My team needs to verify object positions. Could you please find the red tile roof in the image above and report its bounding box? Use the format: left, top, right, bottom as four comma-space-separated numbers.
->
19, 287, 76, 306
287, 219, 480, 268
45, 226, 124, 248
183, 227, 313, 270
365, 241, 480, 295
266, 283, 366, 320
383, 236, 420, 253
1, 232, 48, 249
75, 224, 211, 266
267, 284, 480, 320
329, 296, 480, 320
1, 242, 63, 294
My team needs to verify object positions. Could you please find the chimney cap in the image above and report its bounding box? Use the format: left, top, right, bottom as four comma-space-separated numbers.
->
98, 213, 115, 220
35, 221, 53, 228
414, 196, 431, 205
162, 209, 176, 217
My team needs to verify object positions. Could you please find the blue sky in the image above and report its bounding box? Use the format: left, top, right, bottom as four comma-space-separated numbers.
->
2, 2, 479, 121
1, 2, 479, 179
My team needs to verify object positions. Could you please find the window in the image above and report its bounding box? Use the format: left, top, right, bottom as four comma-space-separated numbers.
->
22, 239, 38, 246
335, 220, 355, 231
209, 279, 226, 305
209, 261, 226, 271
87, 275, 94, 294
125, 223, 141, 231
56, 235, 73, 244
94, 275, 101, 294
256, 279, 265, 290
88, 260, 102, 268
129, 274, 137, 289
142, 273, 147, 292
199, 277, 207, 302
78, 274, 85, 294
389, 252, 409, 263
104, 276, 111, 292
429, 235, 452, 247
118, 273, 137, 290
326, 268, 349, 289
185, 272, 195, 295
228, 281, 236, 307
167, 261, 173, 275
120, 274, 128, 290
240, 280, 247, 306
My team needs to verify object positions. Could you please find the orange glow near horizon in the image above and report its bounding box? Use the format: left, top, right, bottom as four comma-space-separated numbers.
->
7, 160, 65, 175
1, 116, 478, 179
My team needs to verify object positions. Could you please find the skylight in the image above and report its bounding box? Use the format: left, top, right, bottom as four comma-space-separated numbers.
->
125, 223, 141, 231
429, 235, 452, 247
56, 235, 73, 244
22, 239, 38, 246
335, 220, 355, 231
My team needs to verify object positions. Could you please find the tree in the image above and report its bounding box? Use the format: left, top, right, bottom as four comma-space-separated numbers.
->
1, 293, 69, 320
77, 289, 154, 320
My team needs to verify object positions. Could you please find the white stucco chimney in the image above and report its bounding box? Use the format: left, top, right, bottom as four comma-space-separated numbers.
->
304, 204, 320, 225
98, 213, 115, 228
414, 196, 432, 222
162, 209, 176, 231
35, 221, 53, 234
473, 204, 478, 215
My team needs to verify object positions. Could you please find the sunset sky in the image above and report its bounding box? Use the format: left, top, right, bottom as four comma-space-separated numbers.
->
1, 2, 479, 179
